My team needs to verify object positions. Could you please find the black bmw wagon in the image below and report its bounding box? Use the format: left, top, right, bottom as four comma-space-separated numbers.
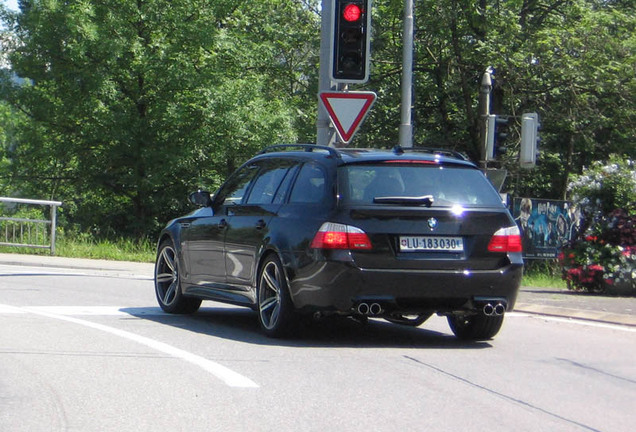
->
154, 145, 523, 340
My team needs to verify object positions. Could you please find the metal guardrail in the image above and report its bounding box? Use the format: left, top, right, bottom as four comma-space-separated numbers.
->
0, 197, 63, 255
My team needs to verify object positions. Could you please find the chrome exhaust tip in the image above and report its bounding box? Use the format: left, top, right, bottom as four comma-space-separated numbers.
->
494, 303, 506, 316
369, 303, 382, 315
483, 303, 495, 316
357, 303, 370, 315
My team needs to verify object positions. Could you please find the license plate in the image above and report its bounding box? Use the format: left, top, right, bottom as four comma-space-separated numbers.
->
399, 236, 464, 252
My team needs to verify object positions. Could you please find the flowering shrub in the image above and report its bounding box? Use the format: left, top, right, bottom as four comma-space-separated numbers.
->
559, 157, 636, 295
567, 157, 636, 218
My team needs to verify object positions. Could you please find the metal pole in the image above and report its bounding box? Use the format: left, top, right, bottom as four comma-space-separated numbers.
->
479, 68, 493, 168
317, 0, 336, 147
50, 204, 57, 255
398, 0, 414, 148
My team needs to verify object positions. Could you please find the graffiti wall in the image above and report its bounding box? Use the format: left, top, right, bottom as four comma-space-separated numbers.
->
513, 198, 581, 259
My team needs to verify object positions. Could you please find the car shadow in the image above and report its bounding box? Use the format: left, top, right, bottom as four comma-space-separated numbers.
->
120, 305, 492, 350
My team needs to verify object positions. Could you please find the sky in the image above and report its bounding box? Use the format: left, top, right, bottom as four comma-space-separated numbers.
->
2, 0, 18, 12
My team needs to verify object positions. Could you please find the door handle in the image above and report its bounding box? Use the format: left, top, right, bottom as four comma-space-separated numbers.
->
255, 219, 266, 230
218, 219, 228, 229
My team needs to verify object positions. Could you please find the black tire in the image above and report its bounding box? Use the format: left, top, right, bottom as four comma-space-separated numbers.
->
154, 240, 201, 314
447, 313, 504, 341
257, 254, 297, 338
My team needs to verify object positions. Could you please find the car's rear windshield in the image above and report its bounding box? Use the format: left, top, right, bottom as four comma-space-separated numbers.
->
338, 163, 504, 208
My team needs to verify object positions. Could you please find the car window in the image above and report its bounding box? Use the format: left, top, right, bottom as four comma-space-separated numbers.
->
289, 163, 327, 204
339, 164, 503, 207
246, 161, 294, 205
272, 164, 300, 204
216, 164, 259, 206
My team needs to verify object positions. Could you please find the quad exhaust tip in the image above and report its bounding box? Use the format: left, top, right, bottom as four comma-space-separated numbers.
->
357, 302, 383, 316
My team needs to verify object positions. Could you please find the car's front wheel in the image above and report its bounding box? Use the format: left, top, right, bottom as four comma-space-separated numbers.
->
447, 313, 504, 340
257, 255, 296, 338
155, 240, 201, 314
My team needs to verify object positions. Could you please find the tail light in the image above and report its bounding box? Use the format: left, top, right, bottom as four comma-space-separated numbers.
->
488, 226, 523, 253
310, 222, 372, 250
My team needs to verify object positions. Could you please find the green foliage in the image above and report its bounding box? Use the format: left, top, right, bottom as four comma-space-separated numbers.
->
521, 260, 568, 289
0, 233, 155, 262
0, 0, 634, 242
0, 0, 315, 237
55, 232, 155, 262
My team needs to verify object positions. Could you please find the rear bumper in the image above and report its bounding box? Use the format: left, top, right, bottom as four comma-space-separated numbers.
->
288, 259, 523, 315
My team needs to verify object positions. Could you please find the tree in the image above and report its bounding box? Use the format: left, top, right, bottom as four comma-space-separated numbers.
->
0, 0, 319, 236
0, 0, 633, 240
361, 0, 635, 200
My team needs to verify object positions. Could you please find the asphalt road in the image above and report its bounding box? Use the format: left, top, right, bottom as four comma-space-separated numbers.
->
1, 260, 635, 431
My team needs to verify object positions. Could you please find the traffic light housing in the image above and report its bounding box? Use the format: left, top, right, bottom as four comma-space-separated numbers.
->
485, 114, 511, 161
330, 0, 371, 83
520, 112, 540, 168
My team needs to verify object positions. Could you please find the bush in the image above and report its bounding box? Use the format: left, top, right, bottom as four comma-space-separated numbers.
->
559, 157, 636, 295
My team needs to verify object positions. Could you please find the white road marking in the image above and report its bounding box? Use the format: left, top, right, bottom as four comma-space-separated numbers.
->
0, 304, 259, 388
25, 306, 163, 316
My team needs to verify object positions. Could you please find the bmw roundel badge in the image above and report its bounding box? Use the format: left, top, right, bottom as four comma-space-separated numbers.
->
427, 217, 438, 230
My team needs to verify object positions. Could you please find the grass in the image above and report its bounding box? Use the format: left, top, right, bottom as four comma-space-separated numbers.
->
56, 236, 156, 262
521, 271, 568, 289
0, 236, 156, 262
521, 260, 568, 289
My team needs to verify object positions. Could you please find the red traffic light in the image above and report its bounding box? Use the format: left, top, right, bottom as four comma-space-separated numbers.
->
342, 3, 362, 22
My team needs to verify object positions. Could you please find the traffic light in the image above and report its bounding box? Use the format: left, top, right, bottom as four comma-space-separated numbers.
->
485, 114, 511, 161
520, 112, 540, 169
330, 0, 371, 83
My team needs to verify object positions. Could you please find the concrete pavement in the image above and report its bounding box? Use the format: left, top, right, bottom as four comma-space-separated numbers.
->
1, 253, 635, 327
516, 285, 636, 327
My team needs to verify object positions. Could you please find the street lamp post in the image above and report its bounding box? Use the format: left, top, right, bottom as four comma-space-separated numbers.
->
398, 0, 414, 148
479, 68, 493, 167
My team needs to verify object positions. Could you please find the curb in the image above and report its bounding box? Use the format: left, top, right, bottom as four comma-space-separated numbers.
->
514, 302, 636, 327
0, 253, 154, 279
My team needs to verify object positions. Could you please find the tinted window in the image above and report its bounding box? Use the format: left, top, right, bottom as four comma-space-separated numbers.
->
289, 163, 327, 204
216, 164, 259, 206
246, 161, 294, 205
339, 164, 503, 207
272, 164, 300, 204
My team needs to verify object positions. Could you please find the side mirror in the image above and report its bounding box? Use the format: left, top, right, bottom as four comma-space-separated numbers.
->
189, 190, 213, 207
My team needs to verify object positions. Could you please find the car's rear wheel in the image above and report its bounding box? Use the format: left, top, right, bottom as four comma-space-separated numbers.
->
155, 240, 201, 314
257, 255, 296, 338
447, 313, 504, 340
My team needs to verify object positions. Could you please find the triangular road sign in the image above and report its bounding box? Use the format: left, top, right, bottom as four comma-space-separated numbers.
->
320, 91, 376, 143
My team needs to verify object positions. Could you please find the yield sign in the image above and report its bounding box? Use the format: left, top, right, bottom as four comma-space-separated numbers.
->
320, 91, 376, 143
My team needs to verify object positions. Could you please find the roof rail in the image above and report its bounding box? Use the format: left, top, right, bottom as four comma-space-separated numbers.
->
259, 144, 340, 158
392, 145, 469, 161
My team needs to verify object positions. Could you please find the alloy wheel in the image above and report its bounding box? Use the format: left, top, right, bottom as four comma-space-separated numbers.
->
258, 260, 282, 331
156, 245, 179, 307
